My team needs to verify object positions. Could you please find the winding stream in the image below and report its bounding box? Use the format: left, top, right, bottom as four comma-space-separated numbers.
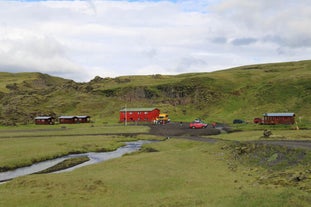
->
0, 140, 152, 182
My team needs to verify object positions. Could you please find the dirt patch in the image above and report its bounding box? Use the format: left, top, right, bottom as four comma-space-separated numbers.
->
149, 122, 221, 139
149, 123, 311, 149
253, 140, 311, 150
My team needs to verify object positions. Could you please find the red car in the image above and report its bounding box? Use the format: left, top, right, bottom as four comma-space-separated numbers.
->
189, 120, 208, 129
253, 117, 262, 124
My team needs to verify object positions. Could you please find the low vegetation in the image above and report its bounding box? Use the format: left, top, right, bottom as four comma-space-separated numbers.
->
0, 126, 311, 206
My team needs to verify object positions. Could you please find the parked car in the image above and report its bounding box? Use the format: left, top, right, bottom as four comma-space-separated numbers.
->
189, 120, 208, 129
233, 119, 245, 124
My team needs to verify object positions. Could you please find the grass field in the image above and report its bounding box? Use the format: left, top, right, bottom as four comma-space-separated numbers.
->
1, 125, 311, 206
0, 123, 150, 138
0, 124, 153, 171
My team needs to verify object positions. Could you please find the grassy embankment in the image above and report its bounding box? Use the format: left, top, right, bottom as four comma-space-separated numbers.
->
1, 125, 311, 206
0, 124, 152, 171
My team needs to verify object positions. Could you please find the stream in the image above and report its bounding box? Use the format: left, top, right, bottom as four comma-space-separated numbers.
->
0, 140, 153, 183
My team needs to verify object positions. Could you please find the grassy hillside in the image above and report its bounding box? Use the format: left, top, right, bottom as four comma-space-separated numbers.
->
0, 60, 310, 125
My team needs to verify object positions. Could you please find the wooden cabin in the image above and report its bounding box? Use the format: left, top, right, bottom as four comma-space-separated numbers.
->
77, 115, 91, 123
119, 108, 160, 123
58, 116, 78, 124
34, 116, 55, 125
262, 113, 295, 125
59, 115, 91, 124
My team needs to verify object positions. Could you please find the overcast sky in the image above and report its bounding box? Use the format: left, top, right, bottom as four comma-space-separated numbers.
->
0, 0, 310, 82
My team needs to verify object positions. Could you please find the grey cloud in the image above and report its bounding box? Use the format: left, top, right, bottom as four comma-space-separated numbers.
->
262, 35, 283, 45
212, 37, 227, 44
212, 1, 311, 49
262, 34, 311, 48
141, 48, 158, 59
0, 64, 30, 73
231, 37, 257, 46
176, 56, 207, 71
284, 36, 311, 48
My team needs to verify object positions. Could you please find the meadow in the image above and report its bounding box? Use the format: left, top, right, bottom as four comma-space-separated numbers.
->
1, 124, 311, 206
0, 124, 152, 171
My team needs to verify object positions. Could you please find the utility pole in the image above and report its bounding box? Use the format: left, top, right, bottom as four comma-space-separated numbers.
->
124, 106, 127, 126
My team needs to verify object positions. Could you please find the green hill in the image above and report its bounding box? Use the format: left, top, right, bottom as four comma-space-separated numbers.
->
0, 60, 311, 125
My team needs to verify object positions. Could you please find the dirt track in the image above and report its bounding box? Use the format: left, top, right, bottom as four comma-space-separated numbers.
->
149, 122, 311, 150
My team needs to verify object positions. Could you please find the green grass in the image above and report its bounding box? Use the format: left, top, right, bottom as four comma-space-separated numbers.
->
0, 135, 124, 171
214, 128, 311, 142
0, 125, 156, 171
0, 123, 150, 138
1, 138, 311, 206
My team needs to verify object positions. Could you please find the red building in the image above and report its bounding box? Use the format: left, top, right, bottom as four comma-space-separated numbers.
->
119, 108, 160, 123
34, 116, 55, 125
262, 113, 295, 125
59, 116, 78, 124
59, 115, 91, 124
77, 116, 91, 123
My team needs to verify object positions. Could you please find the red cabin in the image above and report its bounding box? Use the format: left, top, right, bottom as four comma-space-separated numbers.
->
59, 116, 78, 124
77, 116, 91, 123
35, 116, 55, 125
262, 113, 295, 125
59, 115, 91, 124
119, 108, 160, 123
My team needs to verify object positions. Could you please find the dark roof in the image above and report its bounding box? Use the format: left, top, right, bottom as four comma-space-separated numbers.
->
120, 107, 158, 112
263, 113, 295, 117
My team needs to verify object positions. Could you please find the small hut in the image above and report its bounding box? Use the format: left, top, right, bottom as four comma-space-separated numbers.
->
262, 113, 295, 125
77, 115, 91, 123
58, 116, 78, 124
58, 115, 91, 124
35, 116, 55, 125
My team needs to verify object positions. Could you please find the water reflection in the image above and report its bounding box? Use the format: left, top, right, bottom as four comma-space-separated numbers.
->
0, 140, 152, 182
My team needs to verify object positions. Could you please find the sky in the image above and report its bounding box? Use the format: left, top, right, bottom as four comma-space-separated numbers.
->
0, 0, 310, 82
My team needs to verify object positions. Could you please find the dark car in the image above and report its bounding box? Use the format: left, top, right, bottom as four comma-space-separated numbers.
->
189, 120, 208, 129
233, 119, 245, 124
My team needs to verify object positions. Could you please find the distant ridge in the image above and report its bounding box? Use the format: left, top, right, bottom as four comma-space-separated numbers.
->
0, 60, 310, 125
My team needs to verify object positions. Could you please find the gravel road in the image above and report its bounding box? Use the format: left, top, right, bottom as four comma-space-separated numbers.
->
149, 122, 311, 150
